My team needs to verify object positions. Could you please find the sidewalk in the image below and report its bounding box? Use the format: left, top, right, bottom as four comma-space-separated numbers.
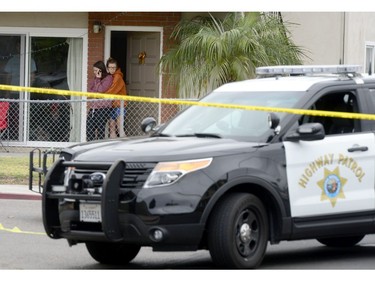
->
0, 184, 42, 200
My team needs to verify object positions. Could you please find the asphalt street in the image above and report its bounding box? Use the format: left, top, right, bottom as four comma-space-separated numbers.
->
1, 185, 375, 274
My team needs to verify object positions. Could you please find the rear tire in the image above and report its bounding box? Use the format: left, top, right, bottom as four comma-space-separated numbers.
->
86, 242, 141, 265
208, 193, 269, 269
317, 235, 365, 247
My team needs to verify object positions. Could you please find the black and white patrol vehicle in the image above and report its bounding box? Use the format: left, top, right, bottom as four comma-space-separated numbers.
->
41, 65, 375, 269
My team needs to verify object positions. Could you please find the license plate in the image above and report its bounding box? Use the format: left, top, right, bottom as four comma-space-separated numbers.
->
80, 203, 101, 222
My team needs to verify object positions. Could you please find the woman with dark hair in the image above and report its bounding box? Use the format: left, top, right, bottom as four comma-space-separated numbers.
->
87, 60, 113, 141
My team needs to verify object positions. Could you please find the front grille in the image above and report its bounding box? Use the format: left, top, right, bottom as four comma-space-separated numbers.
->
72, 162, 156, 189
121, 162, 156, 188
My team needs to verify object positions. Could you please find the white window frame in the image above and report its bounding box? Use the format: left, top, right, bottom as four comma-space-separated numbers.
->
0, 27, 88, 147
365, 42, 375, 75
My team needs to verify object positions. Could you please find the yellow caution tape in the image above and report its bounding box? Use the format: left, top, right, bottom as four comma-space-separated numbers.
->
0, 223, 45, 235
1, 84, 375, 120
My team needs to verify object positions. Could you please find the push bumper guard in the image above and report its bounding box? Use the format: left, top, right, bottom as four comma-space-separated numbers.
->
42, 159, 125, 242
29, 148, 61, 194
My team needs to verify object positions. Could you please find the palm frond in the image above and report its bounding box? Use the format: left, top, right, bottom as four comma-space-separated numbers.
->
159, 12, 308, 98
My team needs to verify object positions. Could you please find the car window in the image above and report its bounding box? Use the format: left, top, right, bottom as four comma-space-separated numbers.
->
300, 92, 359, 135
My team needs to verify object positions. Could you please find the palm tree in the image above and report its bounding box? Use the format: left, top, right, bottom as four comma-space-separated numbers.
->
159, 12, 308, 99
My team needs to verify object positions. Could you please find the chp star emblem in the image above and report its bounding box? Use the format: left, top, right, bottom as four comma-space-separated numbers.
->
317, 167, 347, 207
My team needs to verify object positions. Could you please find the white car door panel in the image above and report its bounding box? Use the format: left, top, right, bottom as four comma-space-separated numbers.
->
284, 133, 375, 217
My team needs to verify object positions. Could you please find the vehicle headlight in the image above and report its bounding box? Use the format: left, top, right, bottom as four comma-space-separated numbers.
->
144, 158, 212, 188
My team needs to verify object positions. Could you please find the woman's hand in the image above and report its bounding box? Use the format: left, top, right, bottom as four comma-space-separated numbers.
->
94, 69, 102, 79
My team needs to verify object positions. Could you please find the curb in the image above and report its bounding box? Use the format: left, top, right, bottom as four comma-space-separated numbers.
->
0, 185, 42, 201
0, 193, 41, 200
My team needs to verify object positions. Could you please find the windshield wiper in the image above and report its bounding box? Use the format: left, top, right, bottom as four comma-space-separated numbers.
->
175, 133, 221, 138
152, 132, 172, 137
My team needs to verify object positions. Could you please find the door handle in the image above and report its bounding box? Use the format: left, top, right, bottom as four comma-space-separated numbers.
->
347, 146, 368, 152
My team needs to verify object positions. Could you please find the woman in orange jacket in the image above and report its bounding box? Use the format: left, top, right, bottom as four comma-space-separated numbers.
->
105, 57, 127, 138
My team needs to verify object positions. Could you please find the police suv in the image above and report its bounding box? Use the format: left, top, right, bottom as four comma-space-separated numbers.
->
42, 65, 375, 269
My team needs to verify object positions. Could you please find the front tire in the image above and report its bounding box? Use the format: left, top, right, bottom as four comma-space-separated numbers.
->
86, 242, 141, 265
208, 193, 269, 269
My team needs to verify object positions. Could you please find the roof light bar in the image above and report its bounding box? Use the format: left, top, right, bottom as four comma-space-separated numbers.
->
256, 65, 362, 76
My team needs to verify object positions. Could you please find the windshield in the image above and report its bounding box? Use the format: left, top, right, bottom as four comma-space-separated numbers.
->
161, 90, 304, 142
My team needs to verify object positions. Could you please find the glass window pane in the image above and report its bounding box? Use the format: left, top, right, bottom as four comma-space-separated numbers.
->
29, 37, 82, 143
0, 35, 25, 142
1, 34, 84, 145
0, 35, 24, 89
365, 45, 374, 75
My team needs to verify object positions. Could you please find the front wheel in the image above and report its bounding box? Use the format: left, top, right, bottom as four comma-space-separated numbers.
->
208, 193, 269, 269
86, 242, 141, 265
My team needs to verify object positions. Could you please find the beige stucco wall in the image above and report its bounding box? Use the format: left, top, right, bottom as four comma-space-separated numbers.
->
281, 12, 344, 65
282, 12, 375, 70
0, 12, 87, 28
344, 13, 375, 68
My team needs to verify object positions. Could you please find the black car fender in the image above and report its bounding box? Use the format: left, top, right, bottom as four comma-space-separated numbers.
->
200, 173, 292, 242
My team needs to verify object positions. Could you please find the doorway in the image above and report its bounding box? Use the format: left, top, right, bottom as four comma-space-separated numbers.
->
105, 27, 162, 136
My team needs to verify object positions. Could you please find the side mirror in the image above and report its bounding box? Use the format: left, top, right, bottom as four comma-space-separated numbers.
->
285, 123, 325, 141
268, 112, 280, 130
141, 117, 157, 133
